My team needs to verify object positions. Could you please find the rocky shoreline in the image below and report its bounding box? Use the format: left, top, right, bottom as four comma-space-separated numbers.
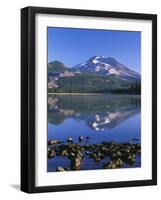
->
48, 137, 141, 172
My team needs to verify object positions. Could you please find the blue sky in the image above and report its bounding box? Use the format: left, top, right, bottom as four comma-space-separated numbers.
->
48, 27, 141, 72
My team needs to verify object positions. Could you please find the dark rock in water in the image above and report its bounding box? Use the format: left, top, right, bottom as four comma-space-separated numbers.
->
61, 149, 68, 157
135, 144, 141, 153
116, 151, 122, 158
81, 146, 85, 151
104, 148, 110, 156
89, 152, 97, 159
130, 145, 137, 153
97, 152, 104, 160
94, 157, 101, 162
111, 163, 117, 169
84, 144, 90, 149
135, 143, 141, 148
48, 139, 60, 146
111, 153, 117, 160
79, 136, 84, 142
67, 137, 73, 143
104, 158, 123, 169
101, 146, 106, 151
104, 161, 117, 169
48, 148, 56, 158
56, 166, 65, 172
115, 158, 123, 167
47, 138, 141, 171
121, 152, 128, 161
48, 147, 51, 152
71, 156, 82, 169
69, 152, 76, 158
126, 154, 135, 165
137, 149, 141, 154
124, 148, 130, 154
78, 150, 83, 158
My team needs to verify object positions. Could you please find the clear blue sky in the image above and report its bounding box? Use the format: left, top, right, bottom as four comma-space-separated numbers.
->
48, 27, 141, 72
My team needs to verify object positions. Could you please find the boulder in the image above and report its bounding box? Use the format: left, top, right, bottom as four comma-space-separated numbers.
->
115, 158, 123, 167
79, 136, 84, 142
116, 151, 122, 157
67, 137, 73, 143
48, 148, 56, 158
56, 166, 65, 172
94, 157, 101, 162
48, 140, 60, 146
127, 154, 135, 165
61, 149, 68, 157
71, 157, 81, 169
104, 161, 117, 169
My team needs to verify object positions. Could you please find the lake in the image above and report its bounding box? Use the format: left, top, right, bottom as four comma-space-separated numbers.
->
47, 94, 141, 172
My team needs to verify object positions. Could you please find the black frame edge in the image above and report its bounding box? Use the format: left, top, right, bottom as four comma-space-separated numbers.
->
23, 6, 157, 19
21, 6, 157, 193
21, 7, 35, 193
21, 7, 30, 193
152, 14, 157, 185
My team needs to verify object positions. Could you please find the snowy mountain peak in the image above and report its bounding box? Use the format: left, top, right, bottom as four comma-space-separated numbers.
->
74, 56, 140, 81
87, 56, 104, 61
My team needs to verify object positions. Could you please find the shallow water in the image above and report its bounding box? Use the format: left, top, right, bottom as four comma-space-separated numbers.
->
47, 94, 141, 172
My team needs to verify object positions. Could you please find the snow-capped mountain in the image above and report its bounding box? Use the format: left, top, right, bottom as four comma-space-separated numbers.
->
74, 56, 140, 81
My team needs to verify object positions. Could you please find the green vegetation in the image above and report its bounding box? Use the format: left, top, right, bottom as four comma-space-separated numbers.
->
47, 61, 141, 94
48, 61, 68, 73
48, 73, 134, 93
112, 82, 141, 94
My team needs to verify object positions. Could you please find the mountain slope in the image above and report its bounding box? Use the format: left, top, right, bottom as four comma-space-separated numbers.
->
74, 56, 140, 81
47, 57, 141, 93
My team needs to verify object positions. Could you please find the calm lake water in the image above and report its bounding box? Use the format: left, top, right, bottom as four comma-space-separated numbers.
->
47, 94, 141, 172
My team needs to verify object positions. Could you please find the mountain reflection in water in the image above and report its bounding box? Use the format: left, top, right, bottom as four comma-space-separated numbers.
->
48, 94, 141, 131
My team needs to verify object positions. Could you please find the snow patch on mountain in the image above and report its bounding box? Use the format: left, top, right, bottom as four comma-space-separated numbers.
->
95, 66, 100, 72
108, 68, 120, 75
93, 59, 99, 64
